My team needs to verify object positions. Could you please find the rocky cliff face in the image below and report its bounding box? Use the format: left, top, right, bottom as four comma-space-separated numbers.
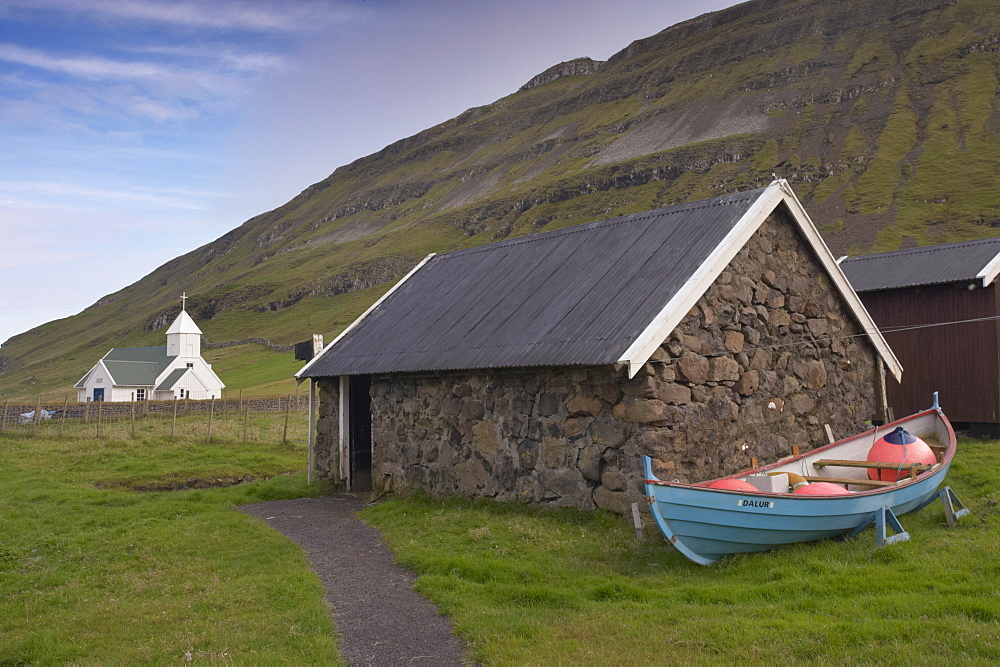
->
518, 57, 603, 91
2, 0, 998, 397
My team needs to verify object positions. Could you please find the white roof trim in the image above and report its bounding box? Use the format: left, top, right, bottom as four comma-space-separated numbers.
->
617, 180, 903, 381
975, 249, 1000, 287
296, 253, 437, 378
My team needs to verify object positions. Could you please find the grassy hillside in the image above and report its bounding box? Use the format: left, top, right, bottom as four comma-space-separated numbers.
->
2, 0, 998, 400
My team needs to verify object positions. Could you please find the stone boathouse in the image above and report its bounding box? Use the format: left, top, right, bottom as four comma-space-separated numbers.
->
298, 181, 901, 514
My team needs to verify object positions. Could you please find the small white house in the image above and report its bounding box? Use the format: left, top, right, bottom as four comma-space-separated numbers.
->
75, 309, 225, 402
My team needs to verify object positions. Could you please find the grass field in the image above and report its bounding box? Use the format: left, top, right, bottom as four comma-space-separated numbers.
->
3, 425, 998, 664
361, 438, 1000, 664
0, 430, 338, 663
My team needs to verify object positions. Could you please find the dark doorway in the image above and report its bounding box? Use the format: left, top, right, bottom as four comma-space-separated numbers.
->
348, 375, 373, 491
93, 388, 105, 402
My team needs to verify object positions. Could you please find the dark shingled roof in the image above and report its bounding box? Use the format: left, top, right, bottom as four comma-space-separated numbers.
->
841, 237, 1000, 292
301, 188, 766, 377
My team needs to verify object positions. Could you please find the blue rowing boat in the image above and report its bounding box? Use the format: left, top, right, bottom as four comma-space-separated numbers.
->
642, 401, 967, 565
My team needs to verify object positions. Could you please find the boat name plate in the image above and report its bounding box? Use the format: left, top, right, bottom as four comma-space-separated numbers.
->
738, 498, 775, 509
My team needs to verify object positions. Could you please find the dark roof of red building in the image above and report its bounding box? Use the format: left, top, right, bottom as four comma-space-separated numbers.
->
841, 237, 1000, 292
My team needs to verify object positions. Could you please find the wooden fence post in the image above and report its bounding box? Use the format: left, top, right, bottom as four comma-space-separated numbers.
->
59, 397, 68, 438
243, 407, 249, 444
84, 400, 90, 424
171, 397, 178, 439
130, 400, 136, 439
206, 397, 215, 443
96, 400, 102, 439
0, 398, 7, 434
282, 393, 291, 445
239, 389, 243, 413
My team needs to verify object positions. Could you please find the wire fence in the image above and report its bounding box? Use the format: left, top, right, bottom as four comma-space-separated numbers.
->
0, 395, 310, 445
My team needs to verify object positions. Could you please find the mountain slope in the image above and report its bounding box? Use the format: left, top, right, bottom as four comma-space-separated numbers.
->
2, 0, 999, 400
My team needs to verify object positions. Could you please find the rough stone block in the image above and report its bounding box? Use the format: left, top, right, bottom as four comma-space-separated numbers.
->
577, 444, 604, 482
540, 469, 594, 509
805, 361, 828, 389
707, 396, 737, 420
621, 374, 657, 398
724, 331, 745, 353
471, 419, 500, 456
708, 356, 741, 382
790, 393, 817, 414
453, 458, 489, 492
679, 333, 706, 354
658, 382, 692, 405
542, 436, 571, 468
594, 382, 622, 405
517, 438, 539, 469
736, 370, 759, 396
562, 417, 586, 439
600, 467, 627, 492
807, 318, 829, 337
566, 393, 603, 416
623, 399, 671, 425
537, 392, 561, 417
588, 419, 626, 449
592, 485, 629, 515
677, 355, 709, 384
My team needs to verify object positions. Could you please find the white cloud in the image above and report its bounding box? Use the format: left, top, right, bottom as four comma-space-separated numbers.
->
0, 180, 219, 210
0, 43, 171, 80
0, 0, 370, 33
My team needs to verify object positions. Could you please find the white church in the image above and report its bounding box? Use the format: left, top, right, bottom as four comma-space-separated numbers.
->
75, 302, 225, 402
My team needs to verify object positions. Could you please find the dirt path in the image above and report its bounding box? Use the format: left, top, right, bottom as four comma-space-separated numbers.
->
241, 495, 469, 665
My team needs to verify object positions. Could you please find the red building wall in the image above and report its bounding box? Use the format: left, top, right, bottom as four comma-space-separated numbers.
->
859, 282, 1000, 425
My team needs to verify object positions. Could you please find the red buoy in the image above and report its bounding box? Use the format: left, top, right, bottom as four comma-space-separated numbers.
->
707, 478, 758, 491
793, 482, 851, 495
867, 426, 936, 481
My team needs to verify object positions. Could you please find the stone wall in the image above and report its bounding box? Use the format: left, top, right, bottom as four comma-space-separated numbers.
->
314, 207, 881, 513
315, 378, 341, 485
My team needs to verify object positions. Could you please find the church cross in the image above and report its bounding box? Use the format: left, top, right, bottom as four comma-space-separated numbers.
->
181, 292, 187, 312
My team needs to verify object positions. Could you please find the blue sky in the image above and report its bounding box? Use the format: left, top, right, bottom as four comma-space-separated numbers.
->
0, 0, 734, 345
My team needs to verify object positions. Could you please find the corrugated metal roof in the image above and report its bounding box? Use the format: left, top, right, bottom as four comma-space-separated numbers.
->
104, 346, 170, 363
841, 238, 1000, 292
101, 346, 172, 386
302, 188, 767, 377
156, 367, 189, 390
74, 367, 94, 389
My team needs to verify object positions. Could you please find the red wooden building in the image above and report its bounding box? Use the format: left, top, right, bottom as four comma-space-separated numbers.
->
841, 238, 1000, 436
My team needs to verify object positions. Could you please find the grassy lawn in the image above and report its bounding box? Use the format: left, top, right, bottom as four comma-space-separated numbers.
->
0, 431, 339, 664
4, 426, 998, 664
362, 438, 1000, 664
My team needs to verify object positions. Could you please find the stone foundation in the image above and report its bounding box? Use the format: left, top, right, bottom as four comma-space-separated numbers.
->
314, 209, 881, 513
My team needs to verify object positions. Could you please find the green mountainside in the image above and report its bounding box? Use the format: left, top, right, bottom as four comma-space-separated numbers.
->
3, 0, 999, 401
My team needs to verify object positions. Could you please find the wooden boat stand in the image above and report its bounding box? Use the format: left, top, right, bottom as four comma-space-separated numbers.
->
846, 486, 969, 547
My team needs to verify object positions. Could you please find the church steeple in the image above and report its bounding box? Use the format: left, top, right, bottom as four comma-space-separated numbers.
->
166, 297, 203, 358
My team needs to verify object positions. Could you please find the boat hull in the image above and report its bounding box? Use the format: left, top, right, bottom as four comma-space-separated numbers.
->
643, 408, 956, 565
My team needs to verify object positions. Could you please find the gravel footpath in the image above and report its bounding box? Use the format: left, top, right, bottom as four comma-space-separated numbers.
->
241, 495, 470, 665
